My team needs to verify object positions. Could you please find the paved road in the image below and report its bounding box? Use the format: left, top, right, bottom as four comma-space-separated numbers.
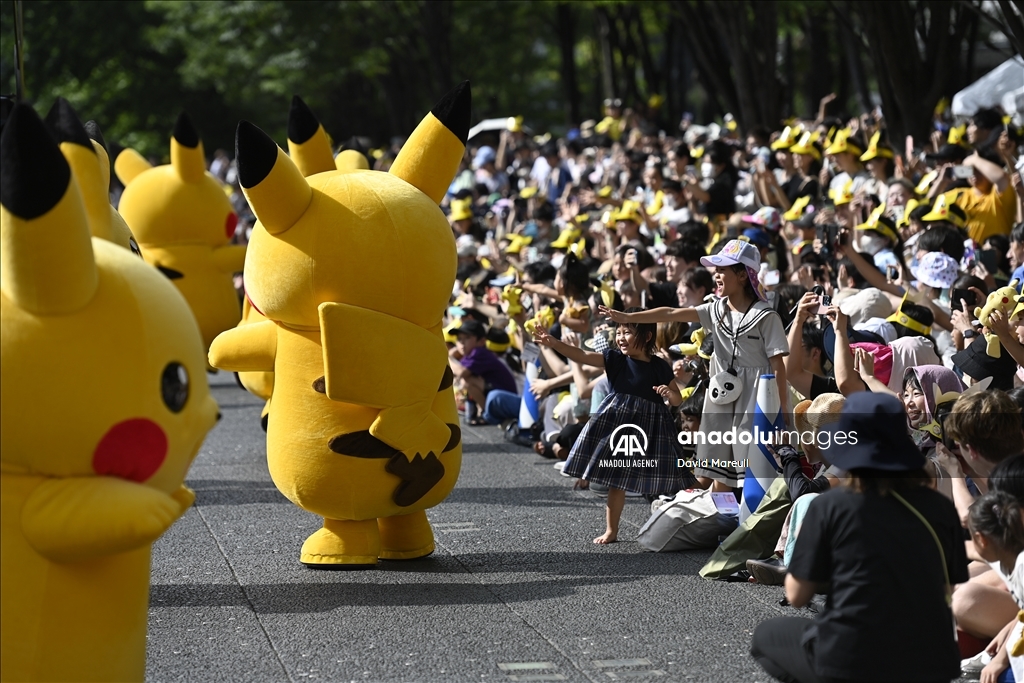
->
147, 374, 795, 683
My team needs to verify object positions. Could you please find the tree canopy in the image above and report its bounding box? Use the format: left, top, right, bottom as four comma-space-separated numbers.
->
1, 0, 1020, 158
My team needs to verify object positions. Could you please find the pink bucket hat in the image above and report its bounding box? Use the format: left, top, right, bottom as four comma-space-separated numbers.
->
742, 206, 782, 232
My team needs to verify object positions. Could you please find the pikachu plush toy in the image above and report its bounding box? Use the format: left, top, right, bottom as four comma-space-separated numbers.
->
210, 83, 470, 567
115, 112, 246, 352
1, 105, 219, 681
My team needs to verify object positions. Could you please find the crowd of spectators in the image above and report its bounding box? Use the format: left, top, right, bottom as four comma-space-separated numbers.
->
207, 94, 1024, 683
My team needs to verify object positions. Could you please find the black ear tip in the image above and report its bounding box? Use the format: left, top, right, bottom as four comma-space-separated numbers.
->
235, 120, 280, 189
431, 81, 471, 146
83, 120, 107, 151
1, 104, 72, 220
44, 97, 94, 153
287, 95, 321, 145
173, 111, 200, 148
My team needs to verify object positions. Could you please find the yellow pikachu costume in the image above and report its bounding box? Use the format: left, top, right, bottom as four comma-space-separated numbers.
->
45, 98, 138, 253
1, 105, 219, 681
115, 112, 246, 351
231, 96, 372, 425
210, 82, 471, 567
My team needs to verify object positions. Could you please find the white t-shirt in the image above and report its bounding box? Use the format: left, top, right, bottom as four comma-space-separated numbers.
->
991, 552, 1024, 609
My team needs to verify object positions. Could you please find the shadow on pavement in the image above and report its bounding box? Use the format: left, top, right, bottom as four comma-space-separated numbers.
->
150, 575, 640, 611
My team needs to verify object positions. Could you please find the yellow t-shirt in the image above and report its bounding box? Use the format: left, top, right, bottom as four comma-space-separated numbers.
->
948, 184, 1018, 243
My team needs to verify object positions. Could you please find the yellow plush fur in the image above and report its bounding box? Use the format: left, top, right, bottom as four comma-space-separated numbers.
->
210, 83, 471, 566
115, 113, 246, 351
1, 105, 218, 682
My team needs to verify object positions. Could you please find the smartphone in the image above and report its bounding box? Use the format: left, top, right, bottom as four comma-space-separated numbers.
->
950, 287, 977, 309
978, 249, 1000, 275
951, 165, 973, 179
815, 294, 832, 315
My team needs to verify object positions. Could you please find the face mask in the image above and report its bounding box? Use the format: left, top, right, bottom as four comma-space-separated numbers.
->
856, 233, 887, 256
550, 252, 565, 270
701, 161, 713, 179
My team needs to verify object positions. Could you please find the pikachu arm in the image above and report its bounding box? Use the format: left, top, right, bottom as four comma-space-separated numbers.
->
211, 244, 247, 274
209, 319, 278, 372
320, 302, 450, 454
21, 478, 193, 564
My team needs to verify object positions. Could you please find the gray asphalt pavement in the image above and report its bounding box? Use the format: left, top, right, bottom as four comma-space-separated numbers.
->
147, 373, 795, 683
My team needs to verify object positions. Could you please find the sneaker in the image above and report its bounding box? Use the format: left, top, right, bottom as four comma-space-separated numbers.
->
554, 462, 571, 477
589, 482, 609, 497
746, 556, 787, 586
961, 650, 992, 678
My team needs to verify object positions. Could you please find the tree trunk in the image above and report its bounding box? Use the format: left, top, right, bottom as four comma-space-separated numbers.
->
595, 7, 617, 100
556, 4, 581, 125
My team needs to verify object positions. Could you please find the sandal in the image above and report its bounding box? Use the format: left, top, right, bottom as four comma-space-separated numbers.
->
468, 416, 488, 426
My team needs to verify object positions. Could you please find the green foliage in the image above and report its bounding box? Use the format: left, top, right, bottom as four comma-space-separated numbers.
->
0, 0, 1009, 154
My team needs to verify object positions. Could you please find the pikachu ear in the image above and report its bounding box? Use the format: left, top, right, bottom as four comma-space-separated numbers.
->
287, 96, 336, 178
170, 112, 206, 183
335, 137, 370, 173
46, 99, 113, 241
114, 147, 152, 186
1, 104, 98, 315
236, 120, 311, 235
390, 81, 471, 204
84, 120, 112, 191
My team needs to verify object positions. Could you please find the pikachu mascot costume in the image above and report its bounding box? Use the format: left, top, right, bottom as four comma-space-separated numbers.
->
44, 97, 138, 253
231, 95, 371, 426
210, 82, 471, 567
114, 112, 246, 351
0, 105, 219, 681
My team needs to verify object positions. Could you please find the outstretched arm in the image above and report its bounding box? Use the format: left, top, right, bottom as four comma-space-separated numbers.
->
598, 304, 699, 324
532, 328, 604, 368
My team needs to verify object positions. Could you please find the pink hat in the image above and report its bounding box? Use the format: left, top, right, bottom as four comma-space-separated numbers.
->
700, 239, 767, 301
742, 206, 782, 232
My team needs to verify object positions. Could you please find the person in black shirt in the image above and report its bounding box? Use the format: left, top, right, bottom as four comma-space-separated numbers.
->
683, 141, 739, 218
750, 393, 968, 683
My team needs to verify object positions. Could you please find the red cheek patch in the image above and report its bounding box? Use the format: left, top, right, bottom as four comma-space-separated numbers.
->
225, 212, 238, 239
93, 418, 168, 483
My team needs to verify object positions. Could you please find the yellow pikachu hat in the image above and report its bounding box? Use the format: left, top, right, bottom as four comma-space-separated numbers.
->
115, 112, 246, 352
209, 82, 472, 568
44, 98, 139, 253
771, 125, 803, 151
1, 104, 218, 682
860, 131, 894, 162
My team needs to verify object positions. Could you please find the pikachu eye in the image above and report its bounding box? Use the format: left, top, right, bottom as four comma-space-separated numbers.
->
161, 362, 189, 413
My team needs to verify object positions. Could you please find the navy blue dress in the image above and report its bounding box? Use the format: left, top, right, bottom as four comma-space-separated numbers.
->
562, 350, 696, 494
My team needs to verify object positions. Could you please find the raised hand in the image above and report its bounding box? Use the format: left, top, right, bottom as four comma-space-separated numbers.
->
597, 305, 628, 323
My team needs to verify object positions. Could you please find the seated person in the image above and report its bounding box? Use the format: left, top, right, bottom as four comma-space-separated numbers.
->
449, 319, 520, 426
751, 393, 968, 683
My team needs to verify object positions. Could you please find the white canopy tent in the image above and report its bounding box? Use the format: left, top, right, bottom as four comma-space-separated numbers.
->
951, 55, 1024, 120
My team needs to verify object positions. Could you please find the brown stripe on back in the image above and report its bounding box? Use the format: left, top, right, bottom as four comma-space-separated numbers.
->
327, 431, 400, 458
443, 423, 461, 452
438, 366, 454, 391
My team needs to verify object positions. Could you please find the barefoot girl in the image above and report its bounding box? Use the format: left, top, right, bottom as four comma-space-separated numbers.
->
532, 319, 697, 544
599, 239, 789, 491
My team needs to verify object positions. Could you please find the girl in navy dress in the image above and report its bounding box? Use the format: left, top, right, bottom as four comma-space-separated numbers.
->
533, 315, 697, 544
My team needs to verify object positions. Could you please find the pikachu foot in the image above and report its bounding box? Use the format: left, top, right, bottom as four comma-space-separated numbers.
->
300, 518, 379, 569
378, 510, 435, 560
